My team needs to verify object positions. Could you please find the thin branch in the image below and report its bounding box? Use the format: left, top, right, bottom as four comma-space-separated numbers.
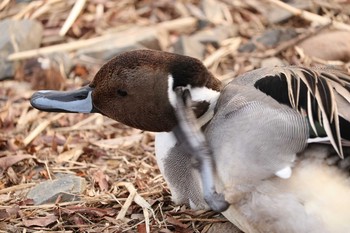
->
267, 0, 350, 31
59, 0, 87, 36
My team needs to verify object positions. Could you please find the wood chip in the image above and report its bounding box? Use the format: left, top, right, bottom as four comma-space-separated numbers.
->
59, 0, 87, 36
23, 113, 65, 146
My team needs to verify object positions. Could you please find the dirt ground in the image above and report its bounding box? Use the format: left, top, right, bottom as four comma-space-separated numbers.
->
1, 0, 350, 232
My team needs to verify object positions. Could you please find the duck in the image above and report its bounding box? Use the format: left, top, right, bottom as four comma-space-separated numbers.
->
30, 49, 350, 233
31, 49, 224, 211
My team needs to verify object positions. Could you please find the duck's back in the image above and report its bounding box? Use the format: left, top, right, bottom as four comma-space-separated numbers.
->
205, 66, 350, 233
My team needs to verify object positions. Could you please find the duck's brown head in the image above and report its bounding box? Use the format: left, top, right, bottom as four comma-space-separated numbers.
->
31, 50, 222, 132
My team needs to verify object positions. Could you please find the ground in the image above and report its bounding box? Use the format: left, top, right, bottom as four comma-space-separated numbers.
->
0, 0, 350, 232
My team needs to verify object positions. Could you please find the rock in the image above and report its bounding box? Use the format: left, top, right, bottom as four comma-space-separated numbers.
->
298, 30, 350, 61
76, 27, 166, 61
207, 222, 243, 233
0, 19, 43, 80
192, 25, 238, 47
27, 174, 86, 205
238, 28, 299, 53
237, 42, 256, 54
261, 57, 285, 67
257, 29, 298, 47
173, 35, 205, 60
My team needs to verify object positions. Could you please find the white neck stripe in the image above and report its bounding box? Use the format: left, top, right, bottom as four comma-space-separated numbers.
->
167, 74, 220, 127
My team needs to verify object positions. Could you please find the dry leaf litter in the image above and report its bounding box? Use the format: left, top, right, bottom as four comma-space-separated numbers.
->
1, 0, 350, 232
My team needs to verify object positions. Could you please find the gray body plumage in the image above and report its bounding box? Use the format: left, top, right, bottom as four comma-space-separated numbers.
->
163, 143, 207, 209
208, 83, 308, 183
207, 83, 322, 233
161, 66, 350, 233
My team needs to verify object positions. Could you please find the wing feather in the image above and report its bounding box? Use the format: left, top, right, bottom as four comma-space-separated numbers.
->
307, 90, 318, 137
253, 66, 350, 158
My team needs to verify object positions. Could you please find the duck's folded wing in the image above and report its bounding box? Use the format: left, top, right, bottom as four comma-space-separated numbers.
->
238, 66, 350, 158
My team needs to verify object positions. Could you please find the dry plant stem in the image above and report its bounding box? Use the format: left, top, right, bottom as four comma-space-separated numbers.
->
0, 201, 83, 210
204, 37, 241, 67
7, 17, 198, 61
116, 182, 152, 233
11, 1, 43, 20
0, 183, 36, 195
44, 160, 53, 180
0, 0, 10, 11
8, 33, 119, 61
116, 184, 137, 220
247, 24, 331, 58
157, 17, 197, 32
59, 0, 87, 36
31, 1, 60, 19
143, 207, 151, 233
68, 114, 101, 130
23, 113, 65, 146
121, 220, 147, 232
267, 0, 350, 31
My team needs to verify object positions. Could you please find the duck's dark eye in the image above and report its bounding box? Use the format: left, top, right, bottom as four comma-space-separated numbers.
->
117, 89, 128, 97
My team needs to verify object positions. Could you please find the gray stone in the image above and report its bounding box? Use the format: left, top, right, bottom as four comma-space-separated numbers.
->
192, 25, 238, 47
27, 174, 86, 205
238, 28, 298, 53
257, 29, 298, 47
173, 35, 205, 60
0, 19, 43, 80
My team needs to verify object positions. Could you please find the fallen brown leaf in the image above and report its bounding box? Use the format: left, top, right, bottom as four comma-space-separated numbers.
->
55, 146, 84, 163
6, 205, 20, 217
0, 154, 32, 171
166, 215, 191, 229
71, 214, 85, 226
18, 198, 35, 206
0, 205, 19, 220
6, 167, 19, 184
22, 214, 58, 227
60, 206, 117, 217
93, 170, 110, 192
137, 223, 147, 233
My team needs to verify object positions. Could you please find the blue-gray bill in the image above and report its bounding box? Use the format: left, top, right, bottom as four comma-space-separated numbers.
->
30, 86, 97, 113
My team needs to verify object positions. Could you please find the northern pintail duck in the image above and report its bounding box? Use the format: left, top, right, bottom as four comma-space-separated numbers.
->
30, 50, 350, 233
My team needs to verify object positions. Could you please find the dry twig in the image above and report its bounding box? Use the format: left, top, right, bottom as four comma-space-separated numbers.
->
267, 0, 350, 31
23, 113, 65, 146
59, 0, 87, 36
